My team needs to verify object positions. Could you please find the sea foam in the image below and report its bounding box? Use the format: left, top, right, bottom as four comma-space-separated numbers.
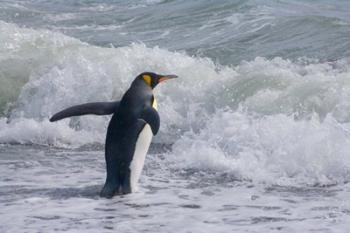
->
1, 21, 350, 185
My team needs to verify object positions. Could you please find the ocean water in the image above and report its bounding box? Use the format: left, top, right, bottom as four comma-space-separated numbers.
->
1, 0, 350, 232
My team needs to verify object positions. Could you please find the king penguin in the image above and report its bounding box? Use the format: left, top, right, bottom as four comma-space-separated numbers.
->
50, 72, 178, 198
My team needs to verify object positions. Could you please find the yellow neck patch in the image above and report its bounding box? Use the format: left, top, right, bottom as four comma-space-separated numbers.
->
143, 75, 152, 86
152, 97, 158, 110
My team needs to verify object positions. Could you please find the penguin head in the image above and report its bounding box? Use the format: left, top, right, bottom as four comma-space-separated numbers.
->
137, 72, 178, 89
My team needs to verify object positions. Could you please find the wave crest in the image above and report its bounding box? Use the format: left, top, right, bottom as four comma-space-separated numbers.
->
1, 22, 350, 185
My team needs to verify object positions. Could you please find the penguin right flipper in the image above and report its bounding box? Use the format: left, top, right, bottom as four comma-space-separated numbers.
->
139, 106, 160, 135
50, 101, 120, 122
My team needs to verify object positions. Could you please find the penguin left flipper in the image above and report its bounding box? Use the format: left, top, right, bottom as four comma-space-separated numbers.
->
140, 106, 160, 135
50, 101, 120, 122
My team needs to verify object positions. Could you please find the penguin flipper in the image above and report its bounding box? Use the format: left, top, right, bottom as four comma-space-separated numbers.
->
140, 107, 160, 135
50, 101, 120, 122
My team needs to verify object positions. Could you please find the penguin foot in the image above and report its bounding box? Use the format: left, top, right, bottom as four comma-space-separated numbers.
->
100, 183, 119, 198
121, 184, 132, 195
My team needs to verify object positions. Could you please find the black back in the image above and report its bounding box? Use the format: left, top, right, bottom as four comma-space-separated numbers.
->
101, 79, 153, 197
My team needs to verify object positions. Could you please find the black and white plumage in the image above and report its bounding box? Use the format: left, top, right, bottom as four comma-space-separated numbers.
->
50, 72, 178, 198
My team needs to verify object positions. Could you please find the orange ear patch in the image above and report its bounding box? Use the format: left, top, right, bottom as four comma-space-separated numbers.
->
143, 75, 152, 86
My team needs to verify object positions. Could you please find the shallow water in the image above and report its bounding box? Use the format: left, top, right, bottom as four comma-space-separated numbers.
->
1, 0, 350, 232
1, 145, 350, 233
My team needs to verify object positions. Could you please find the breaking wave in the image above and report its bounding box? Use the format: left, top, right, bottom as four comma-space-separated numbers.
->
1, 21, 350, 185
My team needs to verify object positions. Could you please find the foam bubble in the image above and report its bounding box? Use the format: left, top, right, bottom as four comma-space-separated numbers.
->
0, 118, 104, 148
1, 22, 350, 185
169, 110, 350, 186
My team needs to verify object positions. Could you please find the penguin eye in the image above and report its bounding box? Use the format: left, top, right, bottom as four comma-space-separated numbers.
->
142, 75, 152, 86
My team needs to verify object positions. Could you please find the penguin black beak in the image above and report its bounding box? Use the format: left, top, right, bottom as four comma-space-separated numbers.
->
159, 74, 178, 82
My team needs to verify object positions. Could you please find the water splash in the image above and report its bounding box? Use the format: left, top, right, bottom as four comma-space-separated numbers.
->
1, 22, 350, 185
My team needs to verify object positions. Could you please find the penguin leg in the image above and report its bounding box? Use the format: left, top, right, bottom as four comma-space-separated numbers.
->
100, 167, 121, 198
100, 180, 120, 198
121, 170, 132, 195
100, 148, 121, 198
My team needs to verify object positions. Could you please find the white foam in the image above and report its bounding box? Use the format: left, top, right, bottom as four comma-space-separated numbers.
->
169, 110, 350, 186
1, 22, 350, 185
0, 118, 104, 148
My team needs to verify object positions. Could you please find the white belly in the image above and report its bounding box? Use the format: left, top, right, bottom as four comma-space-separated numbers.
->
129, 123, 153, 192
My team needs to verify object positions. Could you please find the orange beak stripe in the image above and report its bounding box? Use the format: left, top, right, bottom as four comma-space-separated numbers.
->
159, 77, 169, 82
